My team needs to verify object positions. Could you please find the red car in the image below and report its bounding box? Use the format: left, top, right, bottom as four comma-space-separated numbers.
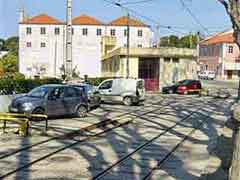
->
176, 80, 202, 94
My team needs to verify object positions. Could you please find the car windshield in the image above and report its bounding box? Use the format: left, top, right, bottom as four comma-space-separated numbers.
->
28, 86, 48, 98
176, 80, 191, 86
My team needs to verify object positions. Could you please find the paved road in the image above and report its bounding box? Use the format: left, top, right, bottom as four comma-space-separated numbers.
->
0, 94, 234, 180
201, 79, 239, 89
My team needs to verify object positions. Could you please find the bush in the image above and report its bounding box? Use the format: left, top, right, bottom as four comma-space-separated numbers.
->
86, 77, 112, 86
0, 76, 62, 95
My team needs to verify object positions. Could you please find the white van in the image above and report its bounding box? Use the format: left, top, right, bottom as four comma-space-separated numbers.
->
198, 71, 216, 80
97, 78, 145, 106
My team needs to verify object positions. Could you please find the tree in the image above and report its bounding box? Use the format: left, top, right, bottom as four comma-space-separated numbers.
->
0, 39, 5, 51
159, 34, 197, 49
0, 52, 18, 74
179, 34, 197, 49
4, 37, 18, 56
218, 2, 240, 179
218, 0, 240, 47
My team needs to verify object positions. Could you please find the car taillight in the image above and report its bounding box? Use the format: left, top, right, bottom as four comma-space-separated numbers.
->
178, 86, 187, 90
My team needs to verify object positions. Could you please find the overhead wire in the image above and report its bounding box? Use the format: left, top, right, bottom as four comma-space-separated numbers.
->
102, 0, 191, 35
179, 0, 209, 34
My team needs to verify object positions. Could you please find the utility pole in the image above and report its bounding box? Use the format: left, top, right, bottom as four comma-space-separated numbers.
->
66, 0, 72, 80
156, 25, 160, 48
126, 11, 130, 78
189, 32, 193, 49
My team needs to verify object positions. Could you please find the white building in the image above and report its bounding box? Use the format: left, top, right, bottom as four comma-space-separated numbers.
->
19, 13, 152, 78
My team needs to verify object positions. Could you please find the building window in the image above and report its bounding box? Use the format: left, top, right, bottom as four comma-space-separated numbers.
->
164, 57, 171, 63
26, 42, 32, 48
40, 27, 46, 35
124, 29, 127, 37
172, 58, 179, 63
40, 42, 46, 48
137, 29, 143, 37
55, 28, 60, 35
97, 29, 102, 36
26, 27, 32, 35
228, 45, 233, 53
82, 28, 88, 36
137, 44, 143, 48
110, 29, 115, 36
72, 28, 74, 35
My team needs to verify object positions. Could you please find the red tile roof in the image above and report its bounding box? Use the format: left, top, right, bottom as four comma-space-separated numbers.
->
109, 16, 147, 27
21, 14, 63, 25
201, 31, 235, 45
72, 14, 103, 25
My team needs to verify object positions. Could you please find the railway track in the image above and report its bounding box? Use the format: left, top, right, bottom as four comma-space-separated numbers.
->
0, 95, 181, 179
0, 95, 175, 160
91, 98, 221, 180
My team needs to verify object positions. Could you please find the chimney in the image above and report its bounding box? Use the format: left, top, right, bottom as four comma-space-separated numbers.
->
19, 7, 25, 23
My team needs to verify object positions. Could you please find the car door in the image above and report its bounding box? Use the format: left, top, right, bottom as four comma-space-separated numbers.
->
63, 87, 82, 115
98, 80, 113, 102
189, 81, 198, 92
47, 87, 66, 116
88, 86, 101, 106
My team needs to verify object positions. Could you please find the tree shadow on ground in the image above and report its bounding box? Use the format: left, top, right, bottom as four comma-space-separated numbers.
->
4, 95, 234, 180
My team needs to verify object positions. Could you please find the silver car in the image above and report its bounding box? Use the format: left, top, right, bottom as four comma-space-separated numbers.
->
97, 78, 145, 106
8, 84, 88, 117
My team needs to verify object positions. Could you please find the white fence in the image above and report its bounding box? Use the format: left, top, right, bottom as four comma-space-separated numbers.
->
0, 95, 19, 112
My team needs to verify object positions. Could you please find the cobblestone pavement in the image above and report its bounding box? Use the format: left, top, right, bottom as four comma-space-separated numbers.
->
0, 94, 234, 180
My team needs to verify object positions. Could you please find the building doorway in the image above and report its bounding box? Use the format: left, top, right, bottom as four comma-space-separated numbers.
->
138, 58, 159, 91
227, 70, 233, 79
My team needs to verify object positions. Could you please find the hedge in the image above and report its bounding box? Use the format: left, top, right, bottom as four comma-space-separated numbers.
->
86, 77, 111, 86
0, 76, 112, 95
0, 77, 62, 95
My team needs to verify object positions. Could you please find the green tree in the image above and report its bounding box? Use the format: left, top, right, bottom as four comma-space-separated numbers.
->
0, 39, 5, 51
179, 34, 197, 49
159, 34, 197, 49
160, 35, 179, 47
0, 52, 18, 73
159, 36, 170, 47
4, 37, 19, 56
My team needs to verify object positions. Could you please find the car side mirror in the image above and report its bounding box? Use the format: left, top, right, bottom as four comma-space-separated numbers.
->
94, 91, 100, 94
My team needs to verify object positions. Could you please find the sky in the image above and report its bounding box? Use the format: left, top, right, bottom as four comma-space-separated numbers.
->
0, 0, 232, 39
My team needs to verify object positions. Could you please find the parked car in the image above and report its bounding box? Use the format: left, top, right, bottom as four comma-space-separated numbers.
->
70, 83, 101, 108
162, 80, 202, 95
198, 71, 216, 80
8, 84, 88, 117
97, 78, 145, 106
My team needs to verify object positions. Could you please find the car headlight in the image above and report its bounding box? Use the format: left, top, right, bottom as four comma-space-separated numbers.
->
21, 103, 32, 110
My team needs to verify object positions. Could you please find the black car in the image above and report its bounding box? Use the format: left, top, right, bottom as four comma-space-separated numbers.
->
162, 80, 185, 94
162, 80, 202, 94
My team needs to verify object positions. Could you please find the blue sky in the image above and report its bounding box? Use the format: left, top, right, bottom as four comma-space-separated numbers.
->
0, 0, 232, 39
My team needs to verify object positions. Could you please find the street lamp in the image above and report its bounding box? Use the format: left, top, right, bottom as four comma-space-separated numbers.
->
115, 3, 130, 78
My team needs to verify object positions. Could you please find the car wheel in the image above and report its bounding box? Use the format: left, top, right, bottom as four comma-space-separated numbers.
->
123, 97, 133, 106
32, 108, 44, 114
76, 105, 88, 118
31, 108, 45, 121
